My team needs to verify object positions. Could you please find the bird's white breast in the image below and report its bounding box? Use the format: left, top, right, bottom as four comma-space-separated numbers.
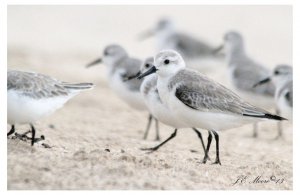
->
108, 69, 146, 110
142, 77, 186, 128
276, 92, 292, 121
7, 90, 73, 125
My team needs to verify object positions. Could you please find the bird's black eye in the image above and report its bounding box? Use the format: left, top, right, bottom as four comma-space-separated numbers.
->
104, 50, 109, 56
274, 70, 280, 75
164, 59, 170, 65
145, 64, 150, 68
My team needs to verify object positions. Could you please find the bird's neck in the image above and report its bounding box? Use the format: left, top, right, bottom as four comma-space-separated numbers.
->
156, 75, 170, 106
107, 56, 127, 76
274, 77, 292, 101
157, 28, 175, 40
226, 46, 246, 65
274, 75, 292, 90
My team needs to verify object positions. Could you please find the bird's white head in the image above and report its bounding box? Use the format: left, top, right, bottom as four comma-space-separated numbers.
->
138, 17, 175, 41
136, 50, 185, 80
253, 64, 293, 88
156, 18, 175, 32
223, 31, 245, 56
140, 57, 155, 73
272, 64, 293, 86
102, 44, 128, 66
154, 50, 186, 78
85, 44, 128, 69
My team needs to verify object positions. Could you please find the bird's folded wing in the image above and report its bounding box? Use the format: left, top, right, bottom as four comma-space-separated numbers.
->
173, 69, 269, 116
8, 71, 70, 98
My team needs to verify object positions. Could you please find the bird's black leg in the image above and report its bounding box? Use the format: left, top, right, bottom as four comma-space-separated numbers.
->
30, 124, 36, 146
252, 123, 258, 138
192, 128, 207, 155
13, 125, 45, 145
14, 130, 31, 140
141, 129, 177, 153
29, 124, 45, 146
154, 118, 160, 141
202, 131, 212, 164
7, 125, 15, 136
275, 109, 283, 139
32, 135, 45, 144
143, 114, 153, 140
211, 130, 221, 165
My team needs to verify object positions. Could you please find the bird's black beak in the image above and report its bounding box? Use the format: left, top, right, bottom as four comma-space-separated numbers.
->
212, 44, 224, 55
137, 66, 158, 79
137, 29, 156, 41
123, 71, 142, 81
253, 77, 271, 88
86, 58, 102, 68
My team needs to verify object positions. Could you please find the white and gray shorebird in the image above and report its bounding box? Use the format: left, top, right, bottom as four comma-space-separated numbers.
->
136, 50, 286, 165
129, 57, 206, 153
138, 18, 224, 61
85, 44, 160, 140
254, 64, 293, 138
7, 70, 94, 146
215, 31, 277, 137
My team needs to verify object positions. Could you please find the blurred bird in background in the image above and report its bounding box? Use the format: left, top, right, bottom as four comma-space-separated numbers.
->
86, 44, 160, 141
254, 64, 293, 138
215, 31, 277, 137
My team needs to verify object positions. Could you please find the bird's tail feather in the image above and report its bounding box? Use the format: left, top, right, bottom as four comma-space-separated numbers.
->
243, 113, 287, 121
63, 82, 95, 90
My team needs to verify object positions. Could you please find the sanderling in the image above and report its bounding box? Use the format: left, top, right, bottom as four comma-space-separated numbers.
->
138, 18, 223, 61
130, 57, 206, 153
137, 50, 286, 165
254, 64, 293, 138
7, 70, 94, 146
85, 44, 160, 140
215, 31, 276, 137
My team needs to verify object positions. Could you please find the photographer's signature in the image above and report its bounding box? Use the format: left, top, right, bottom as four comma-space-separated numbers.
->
232, 175, 285, 185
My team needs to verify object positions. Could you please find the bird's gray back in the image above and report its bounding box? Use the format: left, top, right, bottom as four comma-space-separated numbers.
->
230, 56, 275, 96
7, 70, 94, 99
8, 70, 80, 99
170, 69, 269, 116
167, 33, 215, 58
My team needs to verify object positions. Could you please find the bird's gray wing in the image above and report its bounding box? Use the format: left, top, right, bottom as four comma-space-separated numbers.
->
279, 81, 293, 107
168, 33, 214, 58
232, 59, 275, 96
8, 70, 70, 99
120, 58, 143, 91
172, 69, 271, 117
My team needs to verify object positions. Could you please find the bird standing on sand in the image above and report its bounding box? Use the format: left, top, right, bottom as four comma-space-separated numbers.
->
7, 70, 94, 146
132, 57, 206, 154
254, 64, 293, 138
215, 31, 276, 137
137, 50, 286, 165
86, 44, 160, 140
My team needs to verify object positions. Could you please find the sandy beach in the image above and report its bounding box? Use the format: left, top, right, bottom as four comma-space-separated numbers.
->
7, 5, 292, 190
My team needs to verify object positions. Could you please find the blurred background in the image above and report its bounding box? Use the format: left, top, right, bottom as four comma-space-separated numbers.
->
8, 5, 292, 89
7, 5, 292, 190
8, 5, 291, 64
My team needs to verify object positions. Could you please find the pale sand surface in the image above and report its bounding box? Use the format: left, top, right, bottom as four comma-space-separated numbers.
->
7, 6, 292, 190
